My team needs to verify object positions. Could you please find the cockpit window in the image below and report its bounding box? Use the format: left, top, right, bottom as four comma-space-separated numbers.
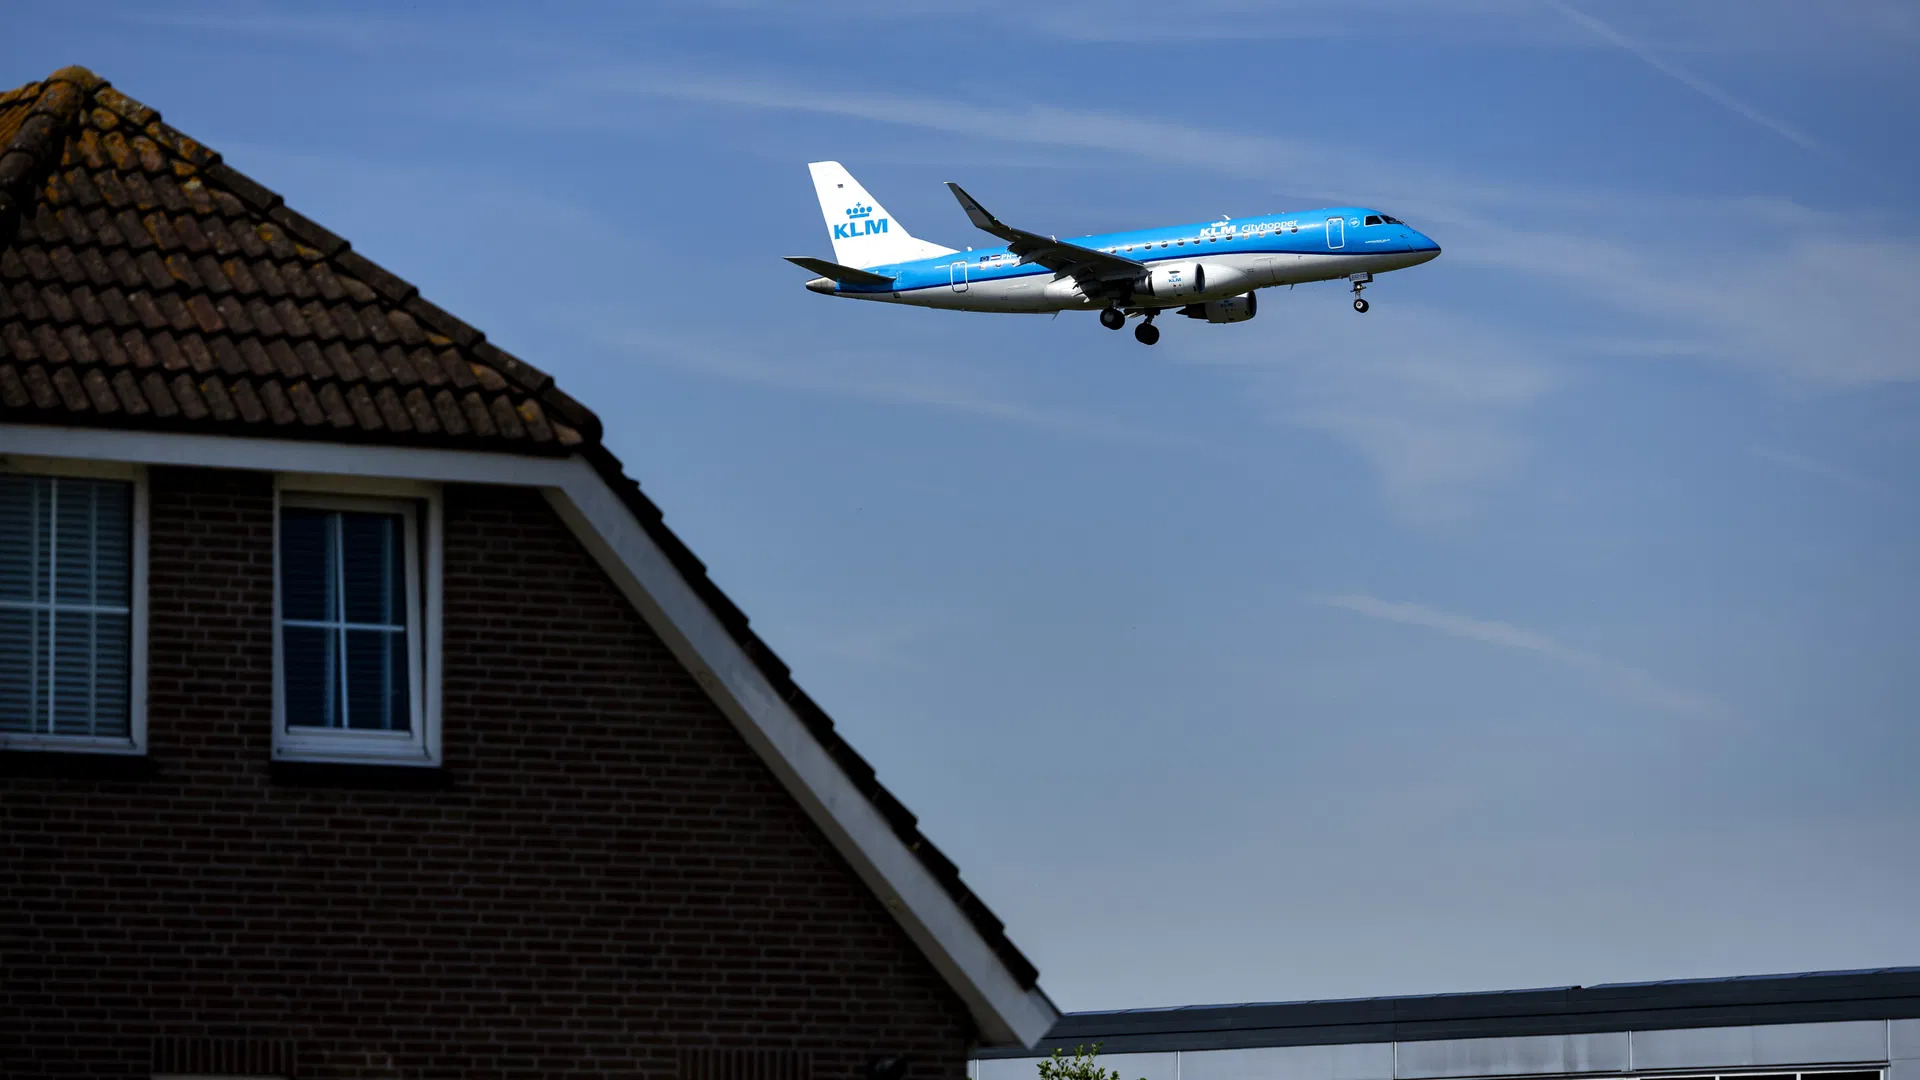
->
1364, 215, 1383, 226
1381, 215, 1404, 225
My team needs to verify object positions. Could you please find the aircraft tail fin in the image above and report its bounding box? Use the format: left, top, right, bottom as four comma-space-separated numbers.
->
808, 161, 957, 268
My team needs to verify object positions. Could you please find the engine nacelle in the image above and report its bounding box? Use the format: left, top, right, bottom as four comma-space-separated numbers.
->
1132, 261, 1253, 303
1180, 293, 1258, 323
1132, 262, 1202, 302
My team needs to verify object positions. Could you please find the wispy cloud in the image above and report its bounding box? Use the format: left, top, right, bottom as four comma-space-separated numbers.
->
1173, 304, 1558, 524
1543, 0, 1826, 157
1749, 446, 1898, 501
1317, 593, 1720, 716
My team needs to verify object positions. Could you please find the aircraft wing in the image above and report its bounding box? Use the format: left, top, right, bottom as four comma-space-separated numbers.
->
945, 182, 1143, 285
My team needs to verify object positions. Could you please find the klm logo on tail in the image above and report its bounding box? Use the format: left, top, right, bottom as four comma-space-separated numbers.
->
835, 203, 889, 240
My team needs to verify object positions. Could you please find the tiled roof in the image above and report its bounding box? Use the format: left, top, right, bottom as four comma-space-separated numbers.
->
0, 65, 1041, 996
0, 66, 597, 449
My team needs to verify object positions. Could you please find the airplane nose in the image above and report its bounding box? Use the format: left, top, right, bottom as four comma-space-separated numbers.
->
1408, 231, 1441, 262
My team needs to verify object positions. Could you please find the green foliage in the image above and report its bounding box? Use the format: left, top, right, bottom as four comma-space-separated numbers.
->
1037, 1045, 1142, 1080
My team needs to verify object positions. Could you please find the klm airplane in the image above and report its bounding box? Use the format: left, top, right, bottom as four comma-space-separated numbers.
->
786, 161, 1442, 345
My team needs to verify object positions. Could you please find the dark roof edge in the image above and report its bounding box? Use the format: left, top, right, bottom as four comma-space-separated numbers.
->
975, 968, 1920, 1057
0, 65, 601, 445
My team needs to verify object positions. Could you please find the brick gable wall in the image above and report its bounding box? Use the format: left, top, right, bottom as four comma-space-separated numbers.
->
0, 466, 973, 1078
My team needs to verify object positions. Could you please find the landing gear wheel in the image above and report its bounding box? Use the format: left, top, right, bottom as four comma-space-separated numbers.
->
1135, 322, 1161, 345
1100, 307, 1126, 330
1353, 298, 1370, 313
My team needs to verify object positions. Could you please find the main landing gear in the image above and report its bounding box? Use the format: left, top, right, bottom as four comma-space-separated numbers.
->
1099, 307, 1126, 331
1349, 272, 1372, 314
1134, 318, 1160, 346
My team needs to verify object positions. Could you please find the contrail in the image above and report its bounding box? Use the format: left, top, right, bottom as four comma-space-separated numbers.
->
1545, 0, 1827, 157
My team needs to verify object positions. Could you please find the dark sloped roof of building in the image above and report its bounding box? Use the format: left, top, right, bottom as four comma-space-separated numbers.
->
977, 967, 1920, 1056
0, 65, 1040, 996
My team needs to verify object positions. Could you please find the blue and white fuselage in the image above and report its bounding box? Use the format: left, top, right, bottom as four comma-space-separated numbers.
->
787, 161, 1442, 344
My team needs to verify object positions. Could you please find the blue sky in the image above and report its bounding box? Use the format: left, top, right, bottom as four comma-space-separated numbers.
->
10, 1, 1917, 1011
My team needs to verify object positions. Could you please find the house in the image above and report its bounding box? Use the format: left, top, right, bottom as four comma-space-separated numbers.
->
975, 970, 1920, 1080
0, 65, 1056, 1077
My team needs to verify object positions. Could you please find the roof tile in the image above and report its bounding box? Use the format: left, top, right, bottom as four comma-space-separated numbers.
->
21, 362, 55, 407
0, 364, 26, 407
138, 371, 176, 417
285, 380, 325, 426
266, 204, 346, 258
116, 328, 154, 369
109, 368, 145, 414
343, 382, 382, 430
165, 372, 204, 419
333, 249, 413, 304
430, 387, 467, 434
402, 386, 438, 433
197, 374, 236, 422
176, 333, 214, 373
372, 384, 410, 431
314, 381, 354, 429
457, 389, 494, 437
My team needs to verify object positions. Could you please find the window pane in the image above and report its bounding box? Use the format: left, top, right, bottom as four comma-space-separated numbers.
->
54, 478, 129, 607
279, 509, 335, 622
344, 628, 409, 731
0, 476, 133, 739
52, 612, 98, 735
340, 511, 406, 626
89, 481, 132, 609
282, 624, 338, 728
0, 474, 50, 603
90, 612, 130, 736
0, 606, 38, 733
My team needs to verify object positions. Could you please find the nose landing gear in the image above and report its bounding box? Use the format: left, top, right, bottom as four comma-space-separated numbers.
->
1349, 272, 1372, 314
1100, 307, 1126, 330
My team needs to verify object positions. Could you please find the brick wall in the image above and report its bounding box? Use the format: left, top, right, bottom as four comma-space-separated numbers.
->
0, 466, 974, 1078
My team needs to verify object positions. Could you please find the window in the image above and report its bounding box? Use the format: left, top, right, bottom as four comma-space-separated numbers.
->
1365, 215, 1383, 226
0, 466, 146, 753
273, 482, 440, 766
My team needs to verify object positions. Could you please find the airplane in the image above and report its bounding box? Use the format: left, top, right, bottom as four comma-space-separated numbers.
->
786, 161, 1442, 345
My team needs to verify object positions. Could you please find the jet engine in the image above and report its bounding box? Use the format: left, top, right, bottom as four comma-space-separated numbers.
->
1180, 293, 1258, 323
1132, 262, 1253, 303
1132, 262, 1203, 301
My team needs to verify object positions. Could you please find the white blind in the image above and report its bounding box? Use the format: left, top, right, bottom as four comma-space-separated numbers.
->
0, 474, 133, 738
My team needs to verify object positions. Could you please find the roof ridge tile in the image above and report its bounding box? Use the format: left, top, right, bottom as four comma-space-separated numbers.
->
266, 204, 347, 258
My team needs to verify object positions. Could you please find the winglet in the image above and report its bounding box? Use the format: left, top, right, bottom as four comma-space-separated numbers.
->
945, 181, 1017, 242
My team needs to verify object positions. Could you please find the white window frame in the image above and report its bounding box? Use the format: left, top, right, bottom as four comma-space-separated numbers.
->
271, 475, 442, 767
0, 455, 149, 756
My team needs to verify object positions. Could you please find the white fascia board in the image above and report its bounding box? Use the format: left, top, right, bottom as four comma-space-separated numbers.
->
0, 423, 1058, 1047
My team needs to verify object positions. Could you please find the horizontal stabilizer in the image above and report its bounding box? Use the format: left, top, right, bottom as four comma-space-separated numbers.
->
784, 256, 896, 287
